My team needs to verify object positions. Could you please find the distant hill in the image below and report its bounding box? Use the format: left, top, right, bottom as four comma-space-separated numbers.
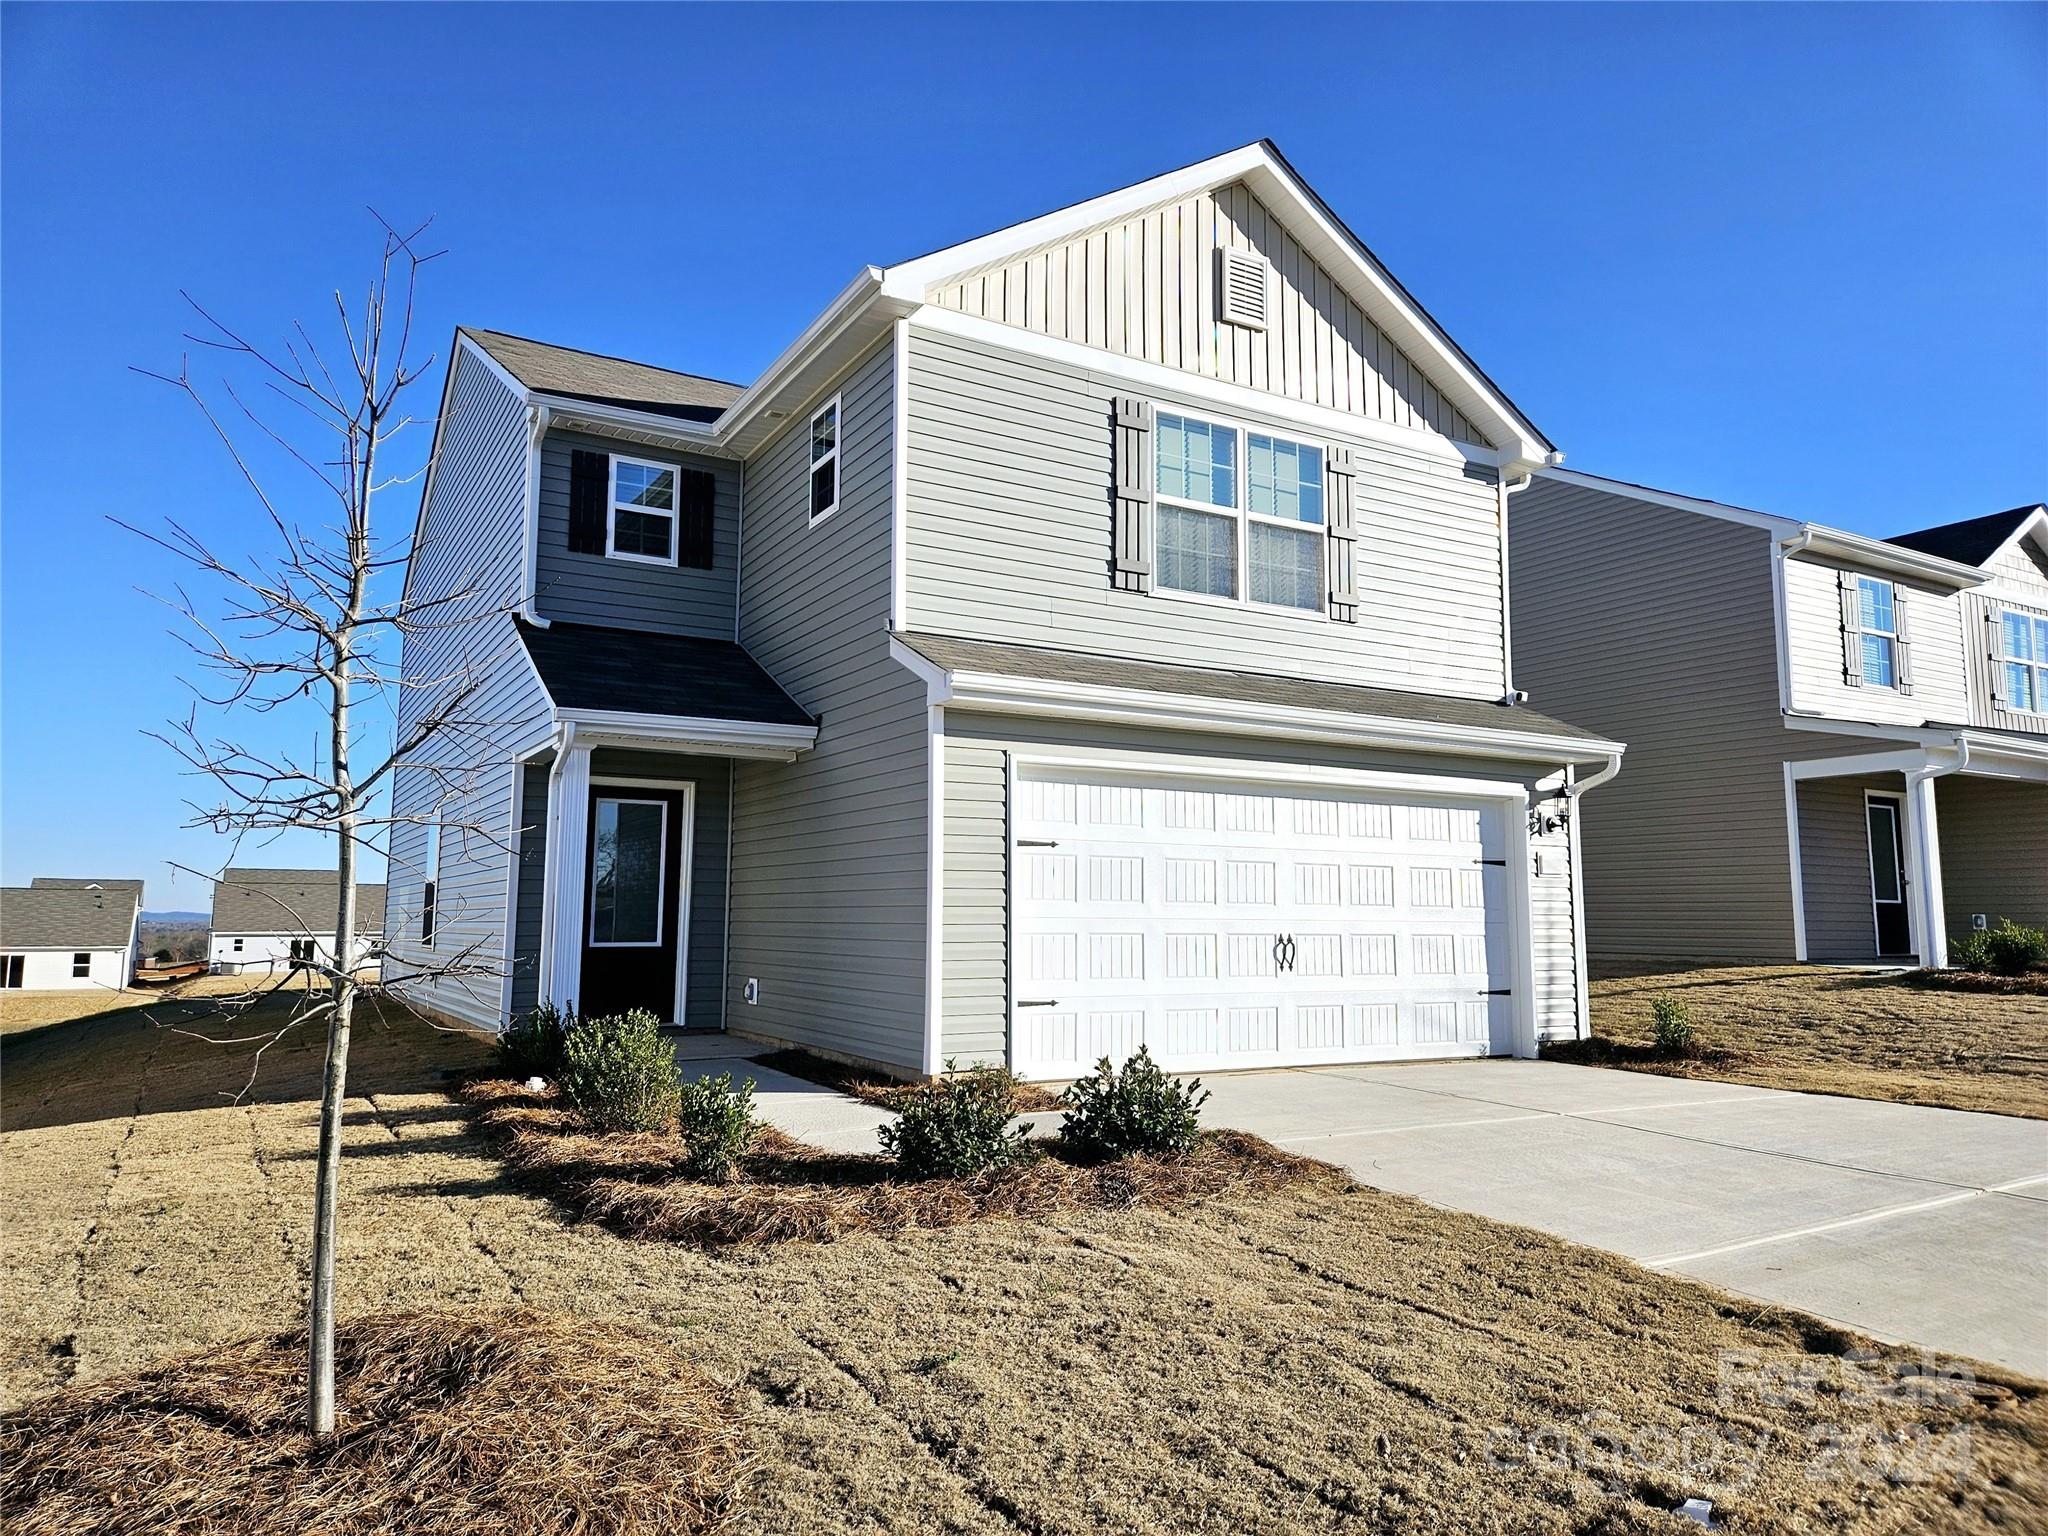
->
141, 911, 208, 924
138, 912, 210, 964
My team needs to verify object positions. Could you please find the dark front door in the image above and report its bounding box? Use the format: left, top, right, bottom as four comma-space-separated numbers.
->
580, 786, 690, 1022
1865, 796, 1911, 958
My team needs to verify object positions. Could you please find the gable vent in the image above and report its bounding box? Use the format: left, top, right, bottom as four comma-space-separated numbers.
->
1217, 248, 1268, 330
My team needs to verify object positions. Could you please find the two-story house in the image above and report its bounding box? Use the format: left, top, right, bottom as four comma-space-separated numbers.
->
385, 142, 1625, 1081
1512, 473, 2047, 969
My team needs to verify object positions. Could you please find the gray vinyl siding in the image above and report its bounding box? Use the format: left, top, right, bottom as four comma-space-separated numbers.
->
726, 340, 932, 1073
508, 761, 549, 1021
1795, 773, 1902, 962
1510, 477, 1800, 963
1966, 538, 2048, 732
937, 711, 1581, 1065
1937, 777, 2048, 935
532, 427, 740, 637
589, 748, 732, 1029
926, 180, 1491, 446
387, 342, 553, 1030
905, 324, 1508, 701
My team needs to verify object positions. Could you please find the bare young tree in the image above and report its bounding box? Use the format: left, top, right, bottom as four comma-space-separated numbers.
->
129, 216, 511, 1434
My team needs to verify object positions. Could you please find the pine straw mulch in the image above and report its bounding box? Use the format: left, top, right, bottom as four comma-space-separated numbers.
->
460, 1077, 1342, 1246
1903, 968, 2048, 996
1542, 1035, 1748, 1076
0, 1308, 750, 1536
752, 1047, 1067, 1112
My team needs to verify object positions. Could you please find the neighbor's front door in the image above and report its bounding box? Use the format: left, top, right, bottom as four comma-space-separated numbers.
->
580, 785, 691, 1023
1865, 795, 1911, 958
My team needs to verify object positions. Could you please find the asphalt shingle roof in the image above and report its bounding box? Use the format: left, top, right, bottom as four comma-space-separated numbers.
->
211, 870, 386, 936
518, 620, 814, 727
464, 328, 743, 423
1887, 505, 2044, 568
1, 883, 141, 949
896, 633, 1609, 745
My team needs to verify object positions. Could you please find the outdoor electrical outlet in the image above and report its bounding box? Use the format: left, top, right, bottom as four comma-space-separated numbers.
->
744, 978, 761, 1005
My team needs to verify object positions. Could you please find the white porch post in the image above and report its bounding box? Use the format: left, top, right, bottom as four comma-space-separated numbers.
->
1903, 769, 1948, 969
547, 741, 594, 1012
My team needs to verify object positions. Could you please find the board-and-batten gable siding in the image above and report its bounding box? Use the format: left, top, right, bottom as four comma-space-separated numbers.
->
1795, 772, 1903, 962
387, 344, 551, 1031
1968, 537, 2048, 735
1937, 776, 2048, 934
1508, 477, 1799, 963
926, 181, 1494, 447
532, 427, 740, 636
728, 339, 931, 1073
1782, 553, 1969, 727
904, 325, 1507, 701
938, 712, 1581, 1066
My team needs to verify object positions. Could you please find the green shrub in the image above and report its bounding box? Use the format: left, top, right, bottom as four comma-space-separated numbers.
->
879, 1061, 1029, 1178
677, 1072, 758, 1183
561, 1009, 681, 1133
1953, 919, 2048, 976
1649, 996, 1696, 1059
499, 1000, 569, 1080
1059, 1046, 1209, 1162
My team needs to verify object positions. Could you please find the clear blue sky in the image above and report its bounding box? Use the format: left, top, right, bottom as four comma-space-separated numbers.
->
3, 3, 2043, 908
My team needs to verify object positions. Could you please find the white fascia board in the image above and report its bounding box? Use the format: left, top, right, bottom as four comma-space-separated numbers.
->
718, 268, 922, 456
531, 395, 732, 455
1983, 506, 2048, 568
912, 309, 1491, 470
882, 142, 1551, 467
934, 666, 1626, 765
1782, 527, 1986, 591
553, 706, 817, 760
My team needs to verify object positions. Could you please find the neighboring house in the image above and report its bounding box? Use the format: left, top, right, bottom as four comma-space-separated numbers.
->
0, 878, 144, 991
386, 141, 1625, 1081
209, 869, 387, 975
1512, 475, 2047, 968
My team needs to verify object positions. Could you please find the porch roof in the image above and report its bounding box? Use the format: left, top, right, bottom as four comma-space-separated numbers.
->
518, 620, 814, 729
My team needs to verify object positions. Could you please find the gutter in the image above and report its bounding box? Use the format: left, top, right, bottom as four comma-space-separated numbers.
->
1778, 527, 1987, 591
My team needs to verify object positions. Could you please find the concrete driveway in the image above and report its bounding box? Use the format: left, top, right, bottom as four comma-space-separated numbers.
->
1196, 1059, 2048, 1377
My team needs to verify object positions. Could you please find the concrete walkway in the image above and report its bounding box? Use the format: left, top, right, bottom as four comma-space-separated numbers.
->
672, 1039, 894, 1155
1195, 1059, 2048, 1376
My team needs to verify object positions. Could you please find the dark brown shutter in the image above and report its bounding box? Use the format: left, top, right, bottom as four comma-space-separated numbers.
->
568, 449, 608, 554
1112, 397, 1154, 593
1327, 446, 1358, 623
677, 467, 716, 569
1838, 570, 1862, 687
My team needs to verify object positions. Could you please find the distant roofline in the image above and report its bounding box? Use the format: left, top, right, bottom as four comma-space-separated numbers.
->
461, 325, 749, 394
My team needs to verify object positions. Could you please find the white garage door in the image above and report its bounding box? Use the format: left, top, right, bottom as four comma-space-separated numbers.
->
1011, 768, 1514, 1079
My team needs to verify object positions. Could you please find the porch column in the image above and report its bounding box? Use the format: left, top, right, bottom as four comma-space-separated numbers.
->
1903, 770, 1949, 969
547, 742, 593, 1013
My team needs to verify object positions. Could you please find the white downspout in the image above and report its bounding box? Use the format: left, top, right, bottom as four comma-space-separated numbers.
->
1903, 736, 1969, 969
1497, 466, 1534, 706
534, 720, 574, 1004
519, 403, 553, 627
1562, 748, 1623, 1039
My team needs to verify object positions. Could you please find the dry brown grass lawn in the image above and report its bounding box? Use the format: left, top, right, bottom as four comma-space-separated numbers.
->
4, 985, 2045, 1534
1574, 965, 2048, 1120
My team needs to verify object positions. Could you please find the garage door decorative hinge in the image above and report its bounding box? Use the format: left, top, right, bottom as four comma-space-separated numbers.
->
1478, 989, 1512, 997
1017, 999, 1060, 1008
1473, 858, 1507, 867
1017, 839, 1061, 848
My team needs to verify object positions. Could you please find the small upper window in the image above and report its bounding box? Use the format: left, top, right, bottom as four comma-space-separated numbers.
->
1999, 609, 2048, 714
1853, 576, 1897, 688
72, 952, 90, 978
808, 396, 840, 523
608, 457, 679, 566
232, 938, 244, 952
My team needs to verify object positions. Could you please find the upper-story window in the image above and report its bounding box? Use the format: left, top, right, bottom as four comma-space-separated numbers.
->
1850, 575, 1898, 688
608, 457, 679, 565
1155, 411, 1324, 613
809, 396, 840, 524
1999, 608, 2048, 713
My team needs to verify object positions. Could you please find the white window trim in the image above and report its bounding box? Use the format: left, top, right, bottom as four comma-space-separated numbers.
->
606, 453, 683, 568
1996, 606, 2048, 715
1152, 408, 1328, 619
587, 796, 669, 949
808, 393, 842, 526
1848, 574, 1899, 690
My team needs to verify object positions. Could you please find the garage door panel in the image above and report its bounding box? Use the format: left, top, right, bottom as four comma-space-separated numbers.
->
1011, 769, 1517, 1078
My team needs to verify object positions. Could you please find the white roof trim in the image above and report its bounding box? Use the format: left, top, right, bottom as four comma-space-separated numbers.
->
878, 142, 1554, 468
1983, 505, 2048, 568
553, 706, 817, 762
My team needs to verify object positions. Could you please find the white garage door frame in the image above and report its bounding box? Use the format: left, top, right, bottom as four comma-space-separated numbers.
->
1005, 750, 1539, 1076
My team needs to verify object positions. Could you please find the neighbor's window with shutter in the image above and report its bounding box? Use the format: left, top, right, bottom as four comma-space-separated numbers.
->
1155, 411, 1324, 614
808, 394, 841, 524
607, 455, 680, 565
1848, 575, 1899, 688
1999, 609, 2048, 713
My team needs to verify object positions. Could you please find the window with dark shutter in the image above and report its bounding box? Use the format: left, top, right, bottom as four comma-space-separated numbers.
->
677, 467, 716, 569
568, 449, 608, 554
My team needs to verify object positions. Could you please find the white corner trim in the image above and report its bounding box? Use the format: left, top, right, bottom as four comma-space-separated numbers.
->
910, 306, 1493, 469
519, 401, 552, 627
887, 635, 953, 701
1782, 762, 1808, 962
1769, 539, 1794, 714
890, 316, 910, 632
924, 706, 946, 1077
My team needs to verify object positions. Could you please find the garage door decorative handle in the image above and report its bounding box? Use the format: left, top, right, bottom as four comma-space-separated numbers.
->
1272, 935, 1298, 973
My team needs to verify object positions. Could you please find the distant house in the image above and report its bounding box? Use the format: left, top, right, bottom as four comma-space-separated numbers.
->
0, 878, 144, 991
209, 869, 387, 975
